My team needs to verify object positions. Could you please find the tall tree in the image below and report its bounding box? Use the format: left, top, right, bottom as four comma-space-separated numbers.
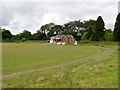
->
83, 20, 96, 40
91, 16, 105, 41
40, 23, 55, 35
51, 25, 63, 35
2, 29, 12, 40
33, 31, 42, 40
0, 28, 2, 41
40, 23, 55, 39
114, 13, 120, 41
63, 20, 85, 36
21, 30, 31, 39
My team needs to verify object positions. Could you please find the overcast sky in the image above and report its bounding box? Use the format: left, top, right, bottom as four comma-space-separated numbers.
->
0, 0, 119, 35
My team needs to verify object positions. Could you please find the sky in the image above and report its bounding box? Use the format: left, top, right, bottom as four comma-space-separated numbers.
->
0, 0, 119, 35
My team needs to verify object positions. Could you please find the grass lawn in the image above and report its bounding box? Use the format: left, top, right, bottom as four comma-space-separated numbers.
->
2, 41, 118, 88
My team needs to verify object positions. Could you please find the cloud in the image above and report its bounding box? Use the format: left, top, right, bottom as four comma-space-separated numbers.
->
2, 0, 119, 2
1, 1, 118, 35
118, 1, 120, 13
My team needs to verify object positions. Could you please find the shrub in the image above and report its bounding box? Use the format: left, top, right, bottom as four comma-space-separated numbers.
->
21, 38, 26, 42
104, 29, 114, 41
81, 32, 89, 40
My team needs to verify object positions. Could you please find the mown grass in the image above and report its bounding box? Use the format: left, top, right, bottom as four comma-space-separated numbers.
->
2, 41, 118, 88
3, 42, 102, 75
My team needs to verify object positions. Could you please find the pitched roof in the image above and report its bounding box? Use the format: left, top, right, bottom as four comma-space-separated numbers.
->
66, 35, 73, 38
53, 35, 74, 39
55, 35, 66, 39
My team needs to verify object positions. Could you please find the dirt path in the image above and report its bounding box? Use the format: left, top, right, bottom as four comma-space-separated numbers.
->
2, 46, 115, 80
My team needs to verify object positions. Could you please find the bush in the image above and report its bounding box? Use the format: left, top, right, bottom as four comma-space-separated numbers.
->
104, 29, 114, 41
21, 38, 26, 42
81, 32, 89, 40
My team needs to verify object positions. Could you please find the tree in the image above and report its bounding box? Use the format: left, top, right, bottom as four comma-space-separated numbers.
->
114, 13, 120, 41
11, 35, 18, 40
104, 29, 114, 41
63, 20, 85, 36
63, 20, 85, 40
33, 30, 42, 40
51, 25, 63, 35
91, 16, 105, 41
83, 20, 96, 40
81, 32, 89, 40
21, 38, 27, 42
16, 34, 22, 40
21, 30, 31, 39
2, 29, 12, 40
0, 28, 2, 41
29, 34, 35, 40
40, 23, 55, 39
41, 23, 55, 34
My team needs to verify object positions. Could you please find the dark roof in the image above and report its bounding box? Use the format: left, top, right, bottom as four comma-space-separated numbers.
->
66, 35, 73, 38
54, 35, 74, 39
54, 35, 65, 39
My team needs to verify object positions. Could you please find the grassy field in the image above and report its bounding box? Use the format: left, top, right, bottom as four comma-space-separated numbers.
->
2, 41, 118, 88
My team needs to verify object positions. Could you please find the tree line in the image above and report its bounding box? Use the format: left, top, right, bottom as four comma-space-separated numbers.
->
1, 13, 120, 42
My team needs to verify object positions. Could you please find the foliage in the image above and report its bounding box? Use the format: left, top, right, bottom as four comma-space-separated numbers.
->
21, 38, 27, 42
2, 29, 12, 40
81, 32, 89, 40
0, 28, 2, 41
51, 25, 63, 35
63, 20, 85, 36
91, 16, 105, 41
83, 20, 96, 39
16, 34, 22, 40
11, 35, 18, 40
34, 31, 42, 40
20, 30, 31, 39
114, 13, 120, 41
104, 29, 114, 41
1, 17, 118, 41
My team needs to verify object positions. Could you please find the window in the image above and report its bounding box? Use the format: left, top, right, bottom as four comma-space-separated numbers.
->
69, 38, 73, 42
64, 38, 66, 41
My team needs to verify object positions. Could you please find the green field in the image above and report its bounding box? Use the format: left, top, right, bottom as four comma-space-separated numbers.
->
2, 41, 118, 88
